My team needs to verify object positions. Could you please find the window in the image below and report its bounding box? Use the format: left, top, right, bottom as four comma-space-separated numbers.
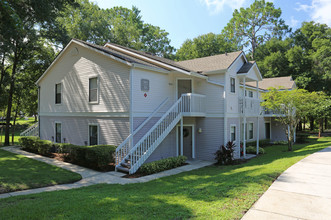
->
89, 77, 98, 103
230, 125, 236, 142
249, 91, 253, 98
230, 78, 235, 93
89, 124, 98, 145
55, 83, 61, 104
55, 122, 62, 143
248, 123, 253, 139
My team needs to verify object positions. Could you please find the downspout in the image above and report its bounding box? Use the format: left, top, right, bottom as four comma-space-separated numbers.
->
256, 81, 259, 155
243, 77, 246, 158
129, 67, 134, 148
223, 75, 227, 146
38, 86, 40, 138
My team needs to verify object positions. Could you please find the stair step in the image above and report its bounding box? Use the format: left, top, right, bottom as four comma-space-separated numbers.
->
120, 162, 131, 168
125, 157, 131, 162
116, 165, 129, 173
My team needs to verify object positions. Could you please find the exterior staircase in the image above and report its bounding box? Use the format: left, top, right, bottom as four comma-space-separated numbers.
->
20, 122, 39, 137
115, 93, 205, 174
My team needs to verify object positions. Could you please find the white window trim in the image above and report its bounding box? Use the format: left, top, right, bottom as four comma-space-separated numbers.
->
230, 77, 236, 93
54, 121, 62, 143
230, 124, 237, 143
55, 82, 62, 105
88, 76, 99, 104
88, 123, 99, 146
248, 122, 254, 140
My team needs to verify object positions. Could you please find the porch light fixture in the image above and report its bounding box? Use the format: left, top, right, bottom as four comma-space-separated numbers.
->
198, 128, 202, 133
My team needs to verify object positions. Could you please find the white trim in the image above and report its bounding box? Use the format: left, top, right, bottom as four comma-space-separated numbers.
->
105, 43, 207, 79
176, 123, 195, 159
230, 77, 236, 94
132, 63, 170, 74
88, 76, 99, 104
88, 123, 99, 146
204, 69, 227, 75
129, 67, 133, 138
207, 79, 224, 87
176, 78, 193, 100
36, 40, 132, 85
54, 121, 62, 143
39, 112, 129, 117
228, 52, 246, 70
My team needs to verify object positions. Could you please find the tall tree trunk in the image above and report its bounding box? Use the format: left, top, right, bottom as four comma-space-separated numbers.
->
318, 118, 323, 138
325, 117, 328, 130
11, 98, 20, 145
309, 117, 314, 131
4, 55, 17, 146
303, 117, 306, 131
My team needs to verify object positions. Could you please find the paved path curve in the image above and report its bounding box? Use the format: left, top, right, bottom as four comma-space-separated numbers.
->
243, 146, 331, 220
0, 146, 213, 199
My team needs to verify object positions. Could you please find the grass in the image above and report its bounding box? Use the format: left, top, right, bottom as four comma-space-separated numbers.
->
0, 137, 331, 219
0, 149, 82, 194
0, 117, 36, 146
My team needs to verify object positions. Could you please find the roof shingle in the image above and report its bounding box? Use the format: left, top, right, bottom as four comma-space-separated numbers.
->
246, 76, 296, 90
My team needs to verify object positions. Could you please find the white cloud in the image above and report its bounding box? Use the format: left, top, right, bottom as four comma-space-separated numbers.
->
201, 0, 247, 14
289, 16, 299, 28
296, 0, 331, 26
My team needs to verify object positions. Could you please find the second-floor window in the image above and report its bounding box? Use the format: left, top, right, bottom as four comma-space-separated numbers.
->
55, 83, 61, 104
249, 91, 253, 98
89, 77, 98, 103
230, 78, 235, 93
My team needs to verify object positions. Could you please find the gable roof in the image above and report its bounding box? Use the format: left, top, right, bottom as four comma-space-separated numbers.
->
246, 76, 296, 90
237, 61, 255, 73
175, 51, 243, 73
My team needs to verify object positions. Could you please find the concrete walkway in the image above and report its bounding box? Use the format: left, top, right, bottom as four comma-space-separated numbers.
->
243, 146, 331, 220
0, 146, 213, 199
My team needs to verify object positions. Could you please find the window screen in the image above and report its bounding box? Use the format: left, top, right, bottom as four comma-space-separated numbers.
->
89, 77, 98, 102
55, 123, 61, 143
55, 83, 61, 104
230, 78, 235, 93
89, 125, 98, 145
230, 126, 236, 142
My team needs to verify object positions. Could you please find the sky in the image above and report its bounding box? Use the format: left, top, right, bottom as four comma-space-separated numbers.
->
92, 0, 331, 49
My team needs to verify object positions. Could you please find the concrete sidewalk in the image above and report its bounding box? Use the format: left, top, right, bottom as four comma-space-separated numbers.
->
0, 146, 213, 199
243, 146, 331, 220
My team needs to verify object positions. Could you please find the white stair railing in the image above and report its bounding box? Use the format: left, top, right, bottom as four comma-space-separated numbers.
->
115, 98, 169, 166
20, 122, 39, 137
118, 93, 205, 174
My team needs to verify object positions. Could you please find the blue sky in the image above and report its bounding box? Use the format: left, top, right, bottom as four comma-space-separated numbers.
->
93, 0, 331, 49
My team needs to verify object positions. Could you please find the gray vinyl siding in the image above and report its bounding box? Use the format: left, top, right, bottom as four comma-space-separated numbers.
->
39, 42, 130, 114
196, 118, 224, 161
270, 117, 287, 141
145, 129, 177, 163
40, 116, 129, 146
132, 117, 160, 145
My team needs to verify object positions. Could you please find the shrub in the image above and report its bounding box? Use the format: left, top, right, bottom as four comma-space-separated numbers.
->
139, 156, 187, 175
215, 141, 235, 165
246, 146, 265, 154
19, 137, 116, 171
246, 139, 270, 148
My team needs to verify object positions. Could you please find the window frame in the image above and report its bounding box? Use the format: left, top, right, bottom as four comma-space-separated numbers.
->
230, 124, 236, 143
55, 83, 62, 105
248, 122, 254, 140
89, 76, 99, 104
249, 91, 253, 98
54, 122, 62, 143
88, 123, 99, 146
230, 77, 236, 93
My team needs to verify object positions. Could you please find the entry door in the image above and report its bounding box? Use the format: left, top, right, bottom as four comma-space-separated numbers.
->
178, 126, 193, 159
265, 123, 271, 139
177, 79, 192, 99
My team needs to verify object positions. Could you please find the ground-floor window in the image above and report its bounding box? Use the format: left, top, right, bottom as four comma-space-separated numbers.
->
230, 125, 236, 142
248, 122, 254, 139
89, 124, 98, 145
55, 122, 62, 143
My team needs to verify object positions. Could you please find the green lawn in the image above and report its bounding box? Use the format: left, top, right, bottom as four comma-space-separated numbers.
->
0, 149, 82, 194
0, 137, 331, 219
0, 117, 36, 146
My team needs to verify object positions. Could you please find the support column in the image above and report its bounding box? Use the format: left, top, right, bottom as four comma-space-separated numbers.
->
180, 117, 183, 156
256, 81, 259, 155
243, 77, 246, 158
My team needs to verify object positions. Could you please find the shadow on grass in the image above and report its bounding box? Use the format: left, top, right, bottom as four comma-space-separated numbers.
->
0, 138, 330, 219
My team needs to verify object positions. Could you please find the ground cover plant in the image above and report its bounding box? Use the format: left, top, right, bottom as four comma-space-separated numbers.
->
0, 149, 81, 194
1, 136, 330, 219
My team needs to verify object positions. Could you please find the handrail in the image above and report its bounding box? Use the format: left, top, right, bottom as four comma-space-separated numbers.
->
115, 97, 169, 166
20, 122, 39, 136
125, 93, 206, 174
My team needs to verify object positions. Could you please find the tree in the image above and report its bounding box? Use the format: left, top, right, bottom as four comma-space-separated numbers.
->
262, 89, 311, 151
0, 0, 73, 145
176, 33, 239, 61
222, 0, 290, 59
